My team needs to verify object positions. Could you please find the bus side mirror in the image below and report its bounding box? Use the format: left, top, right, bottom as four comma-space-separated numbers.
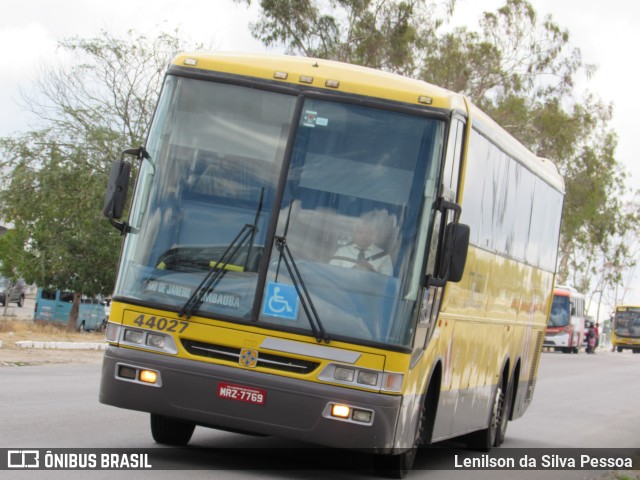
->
102, 159, 131, 221
440, 222, 470, 283
427, 222, 470, 287
102, 147, 148, 233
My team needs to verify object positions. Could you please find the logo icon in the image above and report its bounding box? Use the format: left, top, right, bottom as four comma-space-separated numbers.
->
8, 450, 40, 468
239, 348, 258, 368
263, 282, 299, 320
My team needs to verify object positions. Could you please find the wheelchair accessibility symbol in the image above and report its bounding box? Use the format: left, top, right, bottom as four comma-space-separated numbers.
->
263, 282, 299, 320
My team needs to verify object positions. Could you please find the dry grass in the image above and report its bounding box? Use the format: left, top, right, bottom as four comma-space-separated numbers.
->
0, 318, 105, 366
0, 318, 104, 350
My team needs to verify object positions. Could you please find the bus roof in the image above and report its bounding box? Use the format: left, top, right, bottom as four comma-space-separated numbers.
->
172, 52, 467, 111
554, 285, 584, 298
171, 52, 564, 194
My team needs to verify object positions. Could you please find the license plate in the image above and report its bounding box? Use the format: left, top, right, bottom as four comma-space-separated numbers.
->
217, 382, 266, 405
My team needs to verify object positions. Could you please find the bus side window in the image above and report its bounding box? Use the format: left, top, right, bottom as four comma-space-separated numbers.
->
442, 117, 465, 198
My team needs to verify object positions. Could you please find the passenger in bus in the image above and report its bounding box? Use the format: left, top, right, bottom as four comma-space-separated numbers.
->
329, 218, 393, 276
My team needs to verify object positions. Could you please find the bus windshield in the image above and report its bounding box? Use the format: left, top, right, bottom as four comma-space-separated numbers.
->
549, 294, 570, 327
614, 308, 640, 338
114, 75, 445, 348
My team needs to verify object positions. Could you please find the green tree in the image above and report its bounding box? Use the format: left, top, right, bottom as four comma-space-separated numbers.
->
0, 30, 191, 329
237, 0, 455, 75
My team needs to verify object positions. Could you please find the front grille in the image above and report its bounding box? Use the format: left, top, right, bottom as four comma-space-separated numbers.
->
181, 339, 320, 374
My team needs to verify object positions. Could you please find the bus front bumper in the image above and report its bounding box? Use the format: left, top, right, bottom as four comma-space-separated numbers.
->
99, 345, 404, 451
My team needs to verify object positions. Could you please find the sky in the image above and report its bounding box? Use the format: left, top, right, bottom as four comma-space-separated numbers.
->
0, 0, 638, 313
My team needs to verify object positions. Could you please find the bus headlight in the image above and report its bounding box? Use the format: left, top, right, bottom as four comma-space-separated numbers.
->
334, 366, 355, 382
120, 328, 178, 354
124, 329, 144, 344
357, 370, 378, 386
318, 364, 404, 392
146, 333, 166, 349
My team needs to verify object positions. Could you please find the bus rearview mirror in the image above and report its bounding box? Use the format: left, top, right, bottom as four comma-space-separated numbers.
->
102, 159, 131, 220
441, 222, 470, 283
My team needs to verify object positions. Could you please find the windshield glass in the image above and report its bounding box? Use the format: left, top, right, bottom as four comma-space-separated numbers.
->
614, 308, 640, 338
114, 76, 298, 318
114, 76, 445, 348
548, 294, 570, 327
260, 99, 444, 347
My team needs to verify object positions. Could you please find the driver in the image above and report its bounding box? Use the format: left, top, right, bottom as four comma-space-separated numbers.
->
330, 218, 393, 276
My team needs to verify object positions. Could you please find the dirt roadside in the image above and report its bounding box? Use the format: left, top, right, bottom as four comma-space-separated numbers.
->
0, 318, 105, 367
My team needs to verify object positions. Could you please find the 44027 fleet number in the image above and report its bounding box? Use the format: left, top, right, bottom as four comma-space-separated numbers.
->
131, 314, 189, 333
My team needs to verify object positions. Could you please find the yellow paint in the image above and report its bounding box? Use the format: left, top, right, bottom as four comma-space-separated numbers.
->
172, 52, 466, 112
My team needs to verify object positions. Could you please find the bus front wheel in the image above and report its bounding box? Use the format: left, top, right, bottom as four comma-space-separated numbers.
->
150, 414, 195, 446
373, 449, 417, 479
466, 373, 507, 451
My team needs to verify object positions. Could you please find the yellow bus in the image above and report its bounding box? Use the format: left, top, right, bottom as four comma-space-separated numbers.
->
612, 305, 640, 353
100, 52, 564, 477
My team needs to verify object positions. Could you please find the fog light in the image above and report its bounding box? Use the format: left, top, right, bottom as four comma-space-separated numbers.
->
139, 369, 158, 384
352, 409, 372, 423
118, 365, 137, 380
357, 370, 378, 386
334, 366, 355, 382
123, 329, 144, 344
146, 333, 166, 349
331, 404, 351, 419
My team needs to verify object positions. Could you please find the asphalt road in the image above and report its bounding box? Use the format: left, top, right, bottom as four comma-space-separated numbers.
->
0, 349, 638, 480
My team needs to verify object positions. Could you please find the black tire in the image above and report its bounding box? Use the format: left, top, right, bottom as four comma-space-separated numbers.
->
617, 346, 623, 353
633, 349, 640, 354
467, 373, 507, 451
150, 414, 195, 446
373, 449, 417, 479
494, 374, 513, 447
373, 374, 438, 479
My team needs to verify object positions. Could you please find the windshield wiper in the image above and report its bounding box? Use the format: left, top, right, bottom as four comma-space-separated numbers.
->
178, 223, 255, 319
178, 188, 265, 319
274, 236, 330, 344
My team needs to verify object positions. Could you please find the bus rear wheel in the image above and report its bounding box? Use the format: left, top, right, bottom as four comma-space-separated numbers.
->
150, 414, 195, 446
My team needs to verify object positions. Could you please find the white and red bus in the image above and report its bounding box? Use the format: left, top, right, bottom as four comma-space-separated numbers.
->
545, 286, 586, 353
